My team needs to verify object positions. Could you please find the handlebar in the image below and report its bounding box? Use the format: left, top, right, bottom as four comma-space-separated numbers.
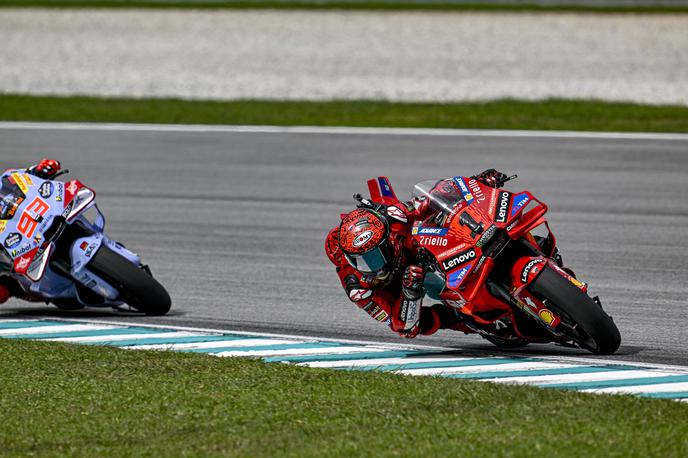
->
353, 193, 386, 213
52, 169, 70, 179
497, 174, 517, 187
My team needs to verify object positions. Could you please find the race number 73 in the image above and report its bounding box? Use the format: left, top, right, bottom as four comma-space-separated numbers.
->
17, 197, 49, 239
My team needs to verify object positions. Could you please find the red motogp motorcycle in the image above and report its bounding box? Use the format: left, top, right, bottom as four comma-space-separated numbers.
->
368, 174, 621, 355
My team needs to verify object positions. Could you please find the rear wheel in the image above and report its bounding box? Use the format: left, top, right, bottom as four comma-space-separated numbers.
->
529, 266, 620, 354
88, 245, 171, 316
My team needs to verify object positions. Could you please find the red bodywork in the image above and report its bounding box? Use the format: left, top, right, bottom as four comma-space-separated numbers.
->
366, 176, 584, 342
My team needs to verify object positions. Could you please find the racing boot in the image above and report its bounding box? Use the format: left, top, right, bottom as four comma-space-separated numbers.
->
434, 305, 474, 334
480, 315, 531, 348
0, 283, 10, 304
0, 277, 44, 304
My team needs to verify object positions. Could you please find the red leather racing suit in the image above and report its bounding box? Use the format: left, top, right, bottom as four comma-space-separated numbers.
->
325, 190, 463, 338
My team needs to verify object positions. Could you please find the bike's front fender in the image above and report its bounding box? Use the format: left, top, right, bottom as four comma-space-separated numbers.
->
69, 233, 118, 300
102, 237, 141, 266
511, 256, 548, 289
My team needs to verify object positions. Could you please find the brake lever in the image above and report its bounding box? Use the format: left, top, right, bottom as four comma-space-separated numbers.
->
353, 193, 386, 213
353, 193, 371, 207
52, 169, 70, 179
416, 247, 437, 273
497, 174, 517, 187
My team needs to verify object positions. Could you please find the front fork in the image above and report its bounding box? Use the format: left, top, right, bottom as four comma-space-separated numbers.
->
487, 278, 563, 338
44, 208, 143, 304
68, 233, 142, 302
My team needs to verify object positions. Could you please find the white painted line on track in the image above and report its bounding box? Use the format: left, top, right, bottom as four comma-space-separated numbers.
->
397, 361, 574, 376
214, 346, 389, 358
129, 338, 304, 351
0, 319, 49, 324
0, 324, 120, 336
585, 382, 688, 395
1, 122, 687, 141
534, 355, 688, 374
489, 370, 682, 386
15, 316, 688, 374
48, 331, 212, 343
39, 317, 446, 352
4, 317, 688, 401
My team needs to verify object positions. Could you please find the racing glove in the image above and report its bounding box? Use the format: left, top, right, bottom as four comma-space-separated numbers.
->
27, 158, 61, 179
474, 169, 508, 188
398, 322, 420, 339
402, 265, 425, 301
398, 265, 425, 338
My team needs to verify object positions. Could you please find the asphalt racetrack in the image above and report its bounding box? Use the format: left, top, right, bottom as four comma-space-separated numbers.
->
1, 124, 687, 366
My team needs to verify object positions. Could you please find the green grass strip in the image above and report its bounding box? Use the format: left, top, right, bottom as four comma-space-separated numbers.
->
1, 0, 688, 13
0, 339, 687, 457
1, 94, 688, 132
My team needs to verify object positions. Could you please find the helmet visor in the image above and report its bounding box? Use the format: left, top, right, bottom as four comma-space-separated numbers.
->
344, 246, 389, 276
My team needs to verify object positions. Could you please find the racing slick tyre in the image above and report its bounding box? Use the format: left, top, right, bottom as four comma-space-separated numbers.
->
529, 266, 620, 355
88, 245, 171, 316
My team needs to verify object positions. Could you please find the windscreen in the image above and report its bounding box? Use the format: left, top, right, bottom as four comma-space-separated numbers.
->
0, 175, 26, 220
412, 178, 464, 217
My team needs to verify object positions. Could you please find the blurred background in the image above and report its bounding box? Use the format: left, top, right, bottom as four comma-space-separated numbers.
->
1, 1, 687, 104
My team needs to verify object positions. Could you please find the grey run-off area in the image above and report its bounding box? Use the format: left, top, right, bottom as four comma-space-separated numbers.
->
1, 10, 688, 104
1, 125, 687, 365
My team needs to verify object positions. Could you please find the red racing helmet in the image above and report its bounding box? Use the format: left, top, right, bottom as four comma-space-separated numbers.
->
339, 208, 395, 279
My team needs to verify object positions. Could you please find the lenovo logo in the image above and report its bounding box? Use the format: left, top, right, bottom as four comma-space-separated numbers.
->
495, 191, 510, 223
441, 249, 476, 271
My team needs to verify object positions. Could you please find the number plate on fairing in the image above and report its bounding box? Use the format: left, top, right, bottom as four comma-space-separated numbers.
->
1, 173, 66, 268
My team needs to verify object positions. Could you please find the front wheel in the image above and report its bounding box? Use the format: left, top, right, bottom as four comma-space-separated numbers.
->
529, 266, 620, 354
88, 245, 171, 316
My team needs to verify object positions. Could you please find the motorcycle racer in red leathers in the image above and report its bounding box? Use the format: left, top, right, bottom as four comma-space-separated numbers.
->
0, 159, 62, 304
325, 169, 508, 338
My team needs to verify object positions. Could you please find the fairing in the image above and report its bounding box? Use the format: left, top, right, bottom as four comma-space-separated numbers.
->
0, 171, 142, 307
0, 172, 66, 275
410, 176, 563, 334
356, 173, 608, 350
